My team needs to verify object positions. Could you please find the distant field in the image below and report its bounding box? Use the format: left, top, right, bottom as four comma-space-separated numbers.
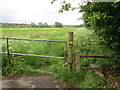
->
1, 28, 90, 41
1, 28, 73, 37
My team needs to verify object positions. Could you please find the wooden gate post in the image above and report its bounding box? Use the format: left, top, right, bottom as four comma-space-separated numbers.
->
68, 32, 73, 70
7, 38, 10, 64
76, 50, 80, 70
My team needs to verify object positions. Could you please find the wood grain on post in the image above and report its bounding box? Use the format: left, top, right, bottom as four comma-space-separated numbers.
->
68, 32, 73, 70
76, 50, 80, 70
7, 38, 10, 64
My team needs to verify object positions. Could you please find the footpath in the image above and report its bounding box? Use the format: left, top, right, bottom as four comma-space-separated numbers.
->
1, 75, 75, 88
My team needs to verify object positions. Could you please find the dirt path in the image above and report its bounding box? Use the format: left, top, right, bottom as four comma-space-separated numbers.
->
1, 75, 75, 88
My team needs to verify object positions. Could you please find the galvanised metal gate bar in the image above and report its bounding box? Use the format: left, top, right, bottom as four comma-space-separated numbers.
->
0, 52, 65, 59
0, 37, 67, 43
0, 37, 67, 64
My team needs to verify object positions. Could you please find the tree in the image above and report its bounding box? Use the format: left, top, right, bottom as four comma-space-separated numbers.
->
38, 22, 44, 28
31, 22, 37, 27
80, 2, 120, 55
55, 22, 63, 27
43, 22, 49, 28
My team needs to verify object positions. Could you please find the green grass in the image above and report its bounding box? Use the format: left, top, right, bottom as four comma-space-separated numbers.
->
1, 27, 118, 88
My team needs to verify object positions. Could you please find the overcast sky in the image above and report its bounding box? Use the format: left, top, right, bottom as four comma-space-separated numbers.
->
0, 0, 84, 25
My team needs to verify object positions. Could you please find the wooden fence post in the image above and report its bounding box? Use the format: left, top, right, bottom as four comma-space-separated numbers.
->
76, 50, 80, 70
7, 38, 10, 64
68, 32, 73, 70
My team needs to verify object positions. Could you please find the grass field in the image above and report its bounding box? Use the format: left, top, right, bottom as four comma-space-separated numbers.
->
1, 28, 77, 74
1, 27, 115, 88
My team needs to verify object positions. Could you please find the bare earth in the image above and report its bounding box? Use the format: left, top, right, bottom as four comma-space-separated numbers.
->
1, 75, 75, 88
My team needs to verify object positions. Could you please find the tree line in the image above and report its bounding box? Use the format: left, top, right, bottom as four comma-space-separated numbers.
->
1, 22, 65, 28
1, 22, 84, 28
